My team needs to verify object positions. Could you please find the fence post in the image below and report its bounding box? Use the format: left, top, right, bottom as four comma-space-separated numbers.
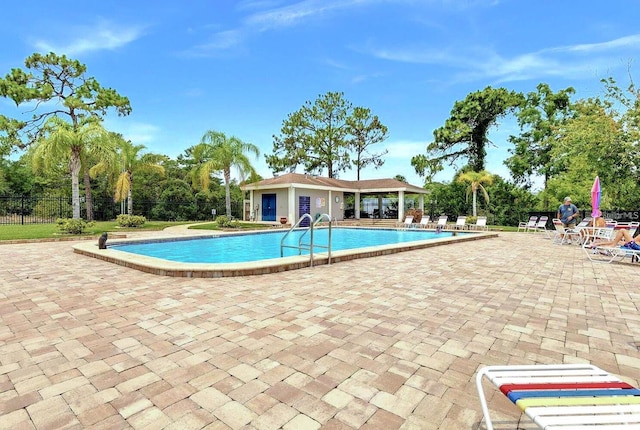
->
21, 195, 25, 225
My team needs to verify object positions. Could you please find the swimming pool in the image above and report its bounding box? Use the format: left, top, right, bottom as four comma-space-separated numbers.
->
110, 228, 459, 263
73, 226, 496, 277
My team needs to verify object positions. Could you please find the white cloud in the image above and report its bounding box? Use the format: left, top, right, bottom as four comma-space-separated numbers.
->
32, 21, 145, 56
187, 0, 391, 56
184, 30, 248, 58
366, 33, 640, 84
556, 34, 640, 54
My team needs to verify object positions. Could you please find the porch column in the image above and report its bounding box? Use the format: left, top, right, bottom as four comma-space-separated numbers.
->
419, 195, 424, 213
398, 191, 405, 221
288, 186, 295, 224
249, 191, 254, 221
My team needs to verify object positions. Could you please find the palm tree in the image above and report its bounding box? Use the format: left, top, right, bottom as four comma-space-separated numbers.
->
32, 117, 112, 219
91, 137, 166, 215
456, 170, 494, 217
198, 130, 260, 217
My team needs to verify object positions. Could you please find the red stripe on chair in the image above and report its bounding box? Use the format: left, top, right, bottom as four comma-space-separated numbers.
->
499, 381, 633, 395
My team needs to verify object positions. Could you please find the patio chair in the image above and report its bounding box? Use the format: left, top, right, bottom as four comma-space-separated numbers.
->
431, 215, 448, 230
583, 232, 640, 264
552, 218, 581, 245
453, 216, 467, 230
396, 216, 413, 229
413, 216, 430, 228
518, 216, 538, 232
471, 216, 488, 231
476, 363, 640, 430
532, 215, 550, 236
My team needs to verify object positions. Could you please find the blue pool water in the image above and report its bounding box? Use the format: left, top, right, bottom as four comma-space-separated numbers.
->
111, 228, 459, 264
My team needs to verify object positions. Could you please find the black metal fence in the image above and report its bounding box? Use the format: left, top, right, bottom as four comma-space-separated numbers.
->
0, 195, 244, 225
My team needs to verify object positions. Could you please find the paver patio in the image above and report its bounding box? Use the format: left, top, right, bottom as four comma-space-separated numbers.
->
1, 230, 639, 429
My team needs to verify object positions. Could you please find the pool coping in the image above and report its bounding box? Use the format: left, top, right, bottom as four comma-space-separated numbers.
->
72, 227, 499, 277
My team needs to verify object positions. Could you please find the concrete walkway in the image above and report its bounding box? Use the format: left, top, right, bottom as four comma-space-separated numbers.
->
0, 231, 639, 429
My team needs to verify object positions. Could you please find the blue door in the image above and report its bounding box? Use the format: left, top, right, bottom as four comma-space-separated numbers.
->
298, 196, 311, 227
262, 194, 276, 221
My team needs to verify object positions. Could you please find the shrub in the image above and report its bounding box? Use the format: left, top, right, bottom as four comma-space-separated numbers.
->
215, 215, 240, 229
406, 208, 423, 222
56, 218, 95, 234
116, 214, 146, 227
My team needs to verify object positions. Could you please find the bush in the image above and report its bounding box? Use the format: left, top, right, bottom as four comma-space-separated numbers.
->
215, 215, 240, 228
56, 218, 95, 234
116, 214, 146, 227
406, 209, 424, 222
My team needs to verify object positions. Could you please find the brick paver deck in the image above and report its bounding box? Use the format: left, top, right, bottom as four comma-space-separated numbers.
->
1, 231, 639, 429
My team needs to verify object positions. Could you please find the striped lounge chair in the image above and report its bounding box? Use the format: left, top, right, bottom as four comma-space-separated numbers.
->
476, 363, 640, 429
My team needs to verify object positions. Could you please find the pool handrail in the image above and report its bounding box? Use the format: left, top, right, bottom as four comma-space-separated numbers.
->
280, 213, 332, 267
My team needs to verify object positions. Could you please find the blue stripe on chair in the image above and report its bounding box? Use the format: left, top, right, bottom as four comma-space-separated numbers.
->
507, 388, 640, 402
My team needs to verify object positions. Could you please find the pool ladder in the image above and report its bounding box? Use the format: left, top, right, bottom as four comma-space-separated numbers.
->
280, 213, 332, 267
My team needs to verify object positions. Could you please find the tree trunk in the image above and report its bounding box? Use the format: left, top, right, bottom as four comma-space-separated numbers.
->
127, 172, 133, 215
224, 168, 232, 217
83, 167, 94, 221
472, 189, 478, 217
70, 152, 81, 219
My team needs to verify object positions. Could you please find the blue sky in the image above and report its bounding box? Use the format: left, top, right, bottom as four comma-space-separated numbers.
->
1, 0, 639, 188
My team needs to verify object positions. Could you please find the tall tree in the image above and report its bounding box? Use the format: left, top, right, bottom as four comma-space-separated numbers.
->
412, 86, 523, 178
347, 107, 388, 180
0, 52, 131, 151
505, 83, 575, 205
31, 117, 112, 219
197, 130, 259, 217
0, 52, 131, 218
456, 169, 493, 217
267, 91, 352, 178
91, 137, 166, 215
547, 98, 633, 208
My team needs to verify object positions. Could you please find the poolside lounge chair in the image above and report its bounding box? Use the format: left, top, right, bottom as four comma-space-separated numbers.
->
470, 216, 488, 231
552, 218, 581, 245
396, 216, 413, 229
518, 216, 538, 232
476, 363, 640, 430
453, 215, 467, 230
413, 216, 430, 228
532, 215, 550, 236
583, 236, 640, 264
431, 215, 448, 230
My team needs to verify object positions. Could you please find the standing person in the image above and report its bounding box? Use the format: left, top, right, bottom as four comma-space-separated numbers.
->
557, 196, 579, 228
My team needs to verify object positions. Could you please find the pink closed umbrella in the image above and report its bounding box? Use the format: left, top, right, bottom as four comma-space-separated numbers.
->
591, 176, 601, 226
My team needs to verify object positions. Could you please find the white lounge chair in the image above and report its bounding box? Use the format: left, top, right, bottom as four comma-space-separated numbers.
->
552, 218, 581, 245
518, 216, 538, 232
432, 215, 448, 230
532, 215, 549, 236
453, 216, 467, 230
477, 363, 640, 430
413, 216, 430, 228
396, 216, 413, 229
471, 216, 488, 231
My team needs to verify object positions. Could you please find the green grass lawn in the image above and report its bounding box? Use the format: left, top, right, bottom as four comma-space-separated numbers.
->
0, 221, 185, 241
0, 220, 272, 241
0, 220, 510, 241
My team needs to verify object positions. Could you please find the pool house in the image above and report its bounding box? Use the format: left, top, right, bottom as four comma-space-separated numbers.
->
241, 173, 429, 224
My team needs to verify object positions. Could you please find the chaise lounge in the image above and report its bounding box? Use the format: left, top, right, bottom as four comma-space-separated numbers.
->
476, 363, 640, 430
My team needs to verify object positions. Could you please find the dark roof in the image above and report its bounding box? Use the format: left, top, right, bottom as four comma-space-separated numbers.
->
241, 173, 428, 194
